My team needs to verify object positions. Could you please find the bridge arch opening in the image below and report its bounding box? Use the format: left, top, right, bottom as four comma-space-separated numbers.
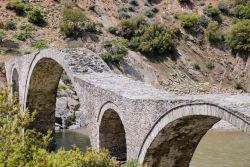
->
26, 57, 89, 150
12, 68, 19, 98
138, 104, 249, 167
99, 109, 127, 161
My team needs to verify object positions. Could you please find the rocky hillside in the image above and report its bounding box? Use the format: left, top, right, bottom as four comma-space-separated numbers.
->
0, 0, 249, 95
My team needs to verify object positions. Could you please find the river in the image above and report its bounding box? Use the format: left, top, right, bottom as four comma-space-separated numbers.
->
55, 128, 250, 166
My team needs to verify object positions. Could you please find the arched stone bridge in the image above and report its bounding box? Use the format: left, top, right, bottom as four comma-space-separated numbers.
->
5, 48, 250, 167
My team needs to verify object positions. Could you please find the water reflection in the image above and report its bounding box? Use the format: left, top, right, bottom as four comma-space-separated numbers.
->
190, 130, 250, 167
55, 127, 91, 152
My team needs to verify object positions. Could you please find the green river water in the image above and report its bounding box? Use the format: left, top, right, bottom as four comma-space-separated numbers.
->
55, 128, 250, 167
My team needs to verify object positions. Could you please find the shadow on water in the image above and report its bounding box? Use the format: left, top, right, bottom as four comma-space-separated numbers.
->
55, 127, 91, 152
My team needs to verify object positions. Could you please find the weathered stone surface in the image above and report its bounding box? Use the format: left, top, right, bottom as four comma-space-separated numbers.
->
5, 48, 250, 166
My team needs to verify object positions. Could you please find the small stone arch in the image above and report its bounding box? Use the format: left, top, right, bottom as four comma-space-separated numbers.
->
99, 105, 127, 161
11, 68, 19, 98
138, 103, 250, 167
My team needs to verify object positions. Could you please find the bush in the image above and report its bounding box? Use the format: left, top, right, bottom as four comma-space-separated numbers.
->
117, 5, 131, 19
118, 16, 146, 39
218, 1, 230, 15
31, 40, 48, 50
0, 29, 5, 42
144, 7, 158, 18
107, 26, 118, 34
6, 0, 32, 16
66, 39, 83, 48
232, 3, 250, 19
16, 23, 36, 41
0, 20, 4, 29
100, 40, 128, 64
198, 15, 209, 28
234, 81, 244, 90
206, 61, 215, 70
4, 20, 16, 30
206, 21, 222, 41
192, 63, 200, 70
130, 23, 177, 55
204, 6, 220, 18
60, 7, 100, 38
177, 13, 199, 29
27, 8, 45, 25
16, 32, 30, 41
225, 20, 250, 52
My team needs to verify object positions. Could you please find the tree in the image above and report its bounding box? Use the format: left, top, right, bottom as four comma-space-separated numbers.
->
0, 88, 143, 167
206, 21, 222, 41
27, 8, 45, 25
225, 20, 250, 52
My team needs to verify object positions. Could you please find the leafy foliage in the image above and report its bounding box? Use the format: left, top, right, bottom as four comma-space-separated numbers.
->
0, 88, 144, 167
16, 23, 36, 41
4, 20, 16, 30
206, 21, 222, 41
225, 20, 250, 52
100, 39, 128, 64
6, 0, 32, 16
60, 7, 101, 38
129, 23, 178, 55
232, 2, 250, 19
177, 13, 199, 30
31, 40, 48, 50
204, 6, 220, 18
27, 8, 45, 25
144, 7, 158, 18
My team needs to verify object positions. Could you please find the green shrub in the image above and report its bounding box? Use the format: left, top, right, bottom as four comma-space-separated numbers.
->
198, 15, 209, 28
232, 3, 250, 19
130, 23, 177, 55
206, 21, 222, 41
100, 52, 113, 63
206, 61, 215, 70
16, 23, 36, 41
117, 5, 131, 19
234, 81, 244, 90
225, 20, 250, 52
6, 0, 32, 16
100, 40, 128, 64
118, 16, 146, 39
4, 20, 16, 30
218, 1, 230, 15
19, 23, 36, 31
31, 40, 48, 50
177, 13, 199, 29
107, 26, 118, 34
144, 7, 158, 18
27, 8, 45, 25
0, 29, 5, 42
192, 63, 200, 70
204, 6, 220, 18
60, 7, 100, 38
61, 74, 72, 85
16, 32, 30, 41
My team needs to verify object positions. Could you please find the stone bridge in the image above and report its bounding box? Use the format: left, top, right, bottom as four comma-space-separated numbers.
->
5, 48, 250, 167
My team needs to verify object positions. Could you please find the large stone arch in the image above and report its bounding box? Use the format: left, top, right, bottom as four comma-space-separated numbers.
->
138, 103, 250, 167
98, 103, 127, 161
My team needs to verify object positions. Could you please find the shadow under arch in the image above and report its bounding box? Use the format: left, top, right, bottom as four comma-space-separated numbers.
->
99, 108, 127, 161
11, 68, 19, 98
138, 103, 250, 167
